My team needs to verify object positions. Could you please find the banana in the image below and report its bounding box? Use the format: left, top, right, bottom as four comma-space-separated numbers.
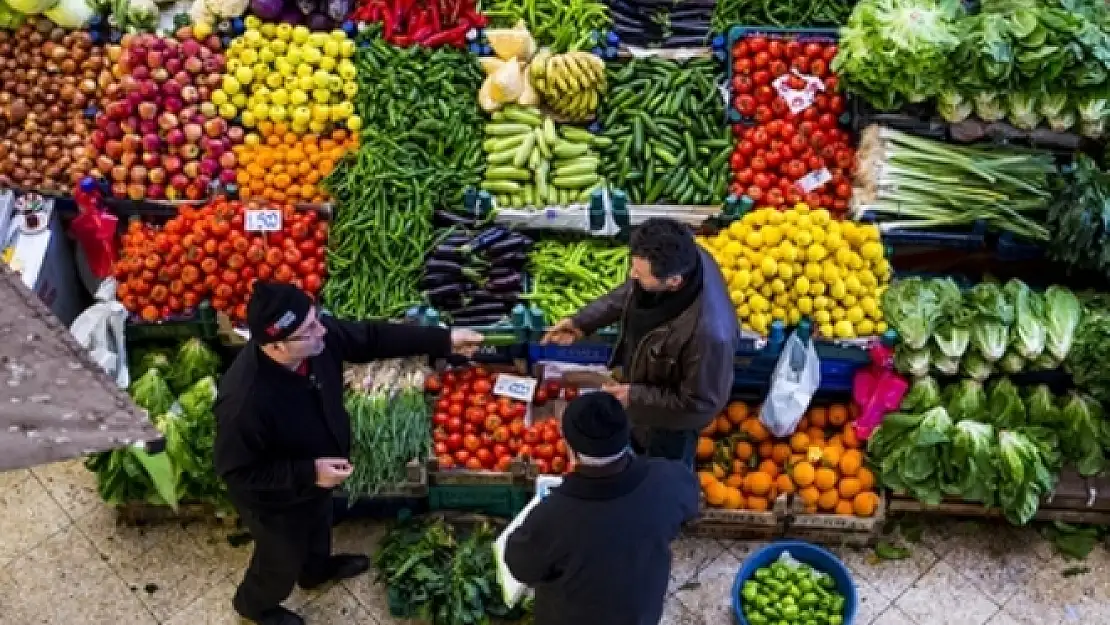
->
530, 50, 551, 78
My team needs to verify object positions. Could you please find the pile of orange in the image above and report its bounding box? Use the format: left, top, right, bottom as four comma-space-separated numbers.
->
697, 401, 880, 518
233, 123, 358, 204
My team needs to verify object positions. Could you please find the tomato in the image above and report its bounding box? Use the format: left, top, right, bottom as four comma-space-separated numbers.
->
434, 441, 449, 456
447, 432, 463, 451
551, 457, 567, 474
823, 45, 837, 62
835, 182, 852, 199
424, 375, 443, 394
523, 429, 540, 445
449, 390, 466, 403
766, 188, 785, 207
764, 149, 782, 169
473, 379, 492, 395
731, 75, 754, 94
555, 440, 567, 455
827, 95, 846, 115
534, 389, 549, 404
804, 42, 823, 58
462, 457, 481, 471
469, 393, 490, 408
447, 402, 464, 419
809, 58, 828, 77
769, 60, 789, 77
490, 426, 509, 444
447, 416, 463, 433
443, 372, 458, 387
752, 70, 771, 87
748, 36, 768, 53
785, 40, 802, 58
791, 56, 809, 74
746, 185, 764, 202
437, 454, 455, 470
475, 448, 494, 468
509, 419, 526, 437
754, 85, 775, 104
433, 412, 449, 428
465, 406, 486, 425
495, 456, 513, 472
462, 434, 481, 452
733, 57, 752, 74
734, 94, 757, 116
484, 415, 501, 432
542, 428, 560, 444
751, 156, 767, 172
734, 168, 755, 186
824, 76, 839, 92
534, 459, 550, 475
303, 273, 322, 293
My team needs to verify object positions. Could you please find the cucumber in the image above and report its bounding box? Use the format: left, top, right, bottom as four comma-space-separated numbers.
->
552, 142, 589, 159
487, 134, 528, 151
544, 117, 558, 146
487, 150, 516, 165
534, 127, 551, 160
509, 193, 524, 207
552, 174, 600, 189
486, 123, 533, 136
590, 135, 613, 149
513, 133, 536, 168
535, 161, 550, 203
503, 107, 544, 127
554, 160, 599, 177
482, 180, 523, 193
522, 184, 534, 207
560, 126, 595, 144
486, 166, 532, 181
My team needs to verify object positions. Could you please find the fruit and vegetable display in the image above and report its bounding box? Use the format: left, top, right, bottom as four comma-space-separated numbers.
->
868, 376, 1108, 525
882, 277, 1081, 379
215, 18, 361, 132
114, 197, 327, 323
480, 105, 607, 208
422, 225, 532, 326
86, 339, 228, 511
598, 57, 731, 205
729, 33, 853, 212
426, 365, 573, 475
738, 555, 848, 625
524, 239, 629, 324
698, 205, 891, 338
0, 20, 108, 192
699, 401, 880, 518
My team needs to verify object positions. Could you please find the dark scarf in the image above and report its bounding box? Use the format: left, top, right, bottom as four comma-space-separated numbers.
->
622, 255, 703, 368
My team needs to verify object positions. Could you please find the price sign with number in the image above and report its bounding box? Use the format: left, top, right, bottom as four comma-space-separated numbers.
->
245, 209, 283, 232
493, 374, 538, 402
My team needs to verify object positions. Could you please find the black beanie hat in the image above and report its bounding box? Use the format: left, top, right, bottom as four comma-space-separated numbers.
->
247, 281, 312, 344
562, 392, 631, 458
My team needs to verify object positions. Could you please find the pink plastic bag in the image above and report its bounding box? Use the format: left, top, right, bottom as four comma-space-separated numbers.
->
851, 343, 908, 441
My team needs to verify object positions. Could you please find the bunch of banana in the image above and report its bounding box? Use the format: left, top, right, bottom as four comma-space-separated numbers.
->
528, 50, 607, 122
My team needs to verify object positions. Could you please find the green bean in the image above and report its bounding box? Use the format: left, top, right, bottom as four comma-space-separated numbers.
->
711, 0, 853, 32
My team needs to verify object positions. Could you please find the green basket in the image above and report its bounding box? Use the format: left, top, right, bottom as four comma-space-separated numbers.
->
428, 484, 532, 518
125, 303, 218, 343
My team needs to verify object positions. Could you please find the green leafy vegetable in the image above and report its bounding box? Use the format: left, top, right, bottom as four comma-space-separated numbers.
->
1025, 385, 1061, 425
867, 407, 954, 505
1066, 299, 1110, 403
985, 378, 1026, 429
967, 282, 1014, 362
933, 278, 972, 360
1005, 279, 1047, 359
944, 379, 986, 423
1058, 392, 1110, 477
960, 350, 994, 381
167, 338, 220, 393
1045, 159, 1110, 297
882, 277, 950, 350
902, 377, 942, 413
894, 345, 932, 378
128, 369, 175, 417
946, 420, 997, 504
997, 429, 1057, 525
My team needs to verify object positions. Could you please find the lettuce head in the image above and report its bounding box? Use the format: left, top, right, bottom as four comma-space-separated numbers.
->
967, 282, 1014, 362
129, 369, 175, 417
944, 379, 986, 422
167, 339, 221, 393
1044, 286, 1081, 361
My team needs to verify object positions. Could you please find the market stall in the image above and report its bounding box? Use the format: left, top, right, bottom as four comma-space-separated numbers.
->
0, 0, 1109, 620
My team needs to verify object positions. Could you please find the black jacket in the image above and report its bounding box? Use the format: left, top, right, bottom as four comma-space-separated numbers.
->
504, 457, 700, 625
572, 248, 739, 432
213, 316, 450, 512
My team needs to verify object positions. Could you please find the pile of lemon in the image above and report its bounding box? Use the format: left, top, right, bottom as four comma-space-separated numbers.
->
698, 205, 892, 339
206, 16, 361, 133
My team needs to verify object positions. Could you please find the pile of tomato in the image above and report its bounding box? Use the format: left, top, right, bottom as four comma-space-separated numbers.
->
728, 35, 855, 212
426, 366, 577, 476
114, 198, 328, 323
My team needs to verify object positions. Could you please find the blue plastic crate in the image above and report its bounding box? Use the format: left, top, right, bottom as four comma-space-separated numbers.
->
528, 342, 614, 366
996, 232, 1045, 261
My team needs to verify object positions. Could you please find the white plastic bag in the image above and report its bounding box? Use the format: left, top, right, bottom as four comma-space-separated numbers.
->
760, 331, 820, 437
69, 277, 129, 389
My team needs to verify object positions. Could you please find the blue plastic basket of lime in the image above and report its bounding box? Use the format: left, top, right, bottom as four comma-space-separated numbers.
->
732, 540, 857, 625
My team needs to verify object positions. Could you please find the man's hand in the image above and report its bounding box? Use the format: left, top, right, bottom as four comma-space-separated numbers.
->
314, 458, 353, 488
602, 383, 630, 407
542, 318, 584, 346
450, 329, 484, 357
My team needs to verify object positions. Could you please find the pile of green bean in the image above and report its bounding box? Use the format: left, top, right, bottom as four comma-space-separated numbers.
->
324, 32, 485, 319
712, 0, 855, 31
345, 388, 429, 498
524, 240, 629, 324
483, 0, 610, 52
598, 57, 731, 205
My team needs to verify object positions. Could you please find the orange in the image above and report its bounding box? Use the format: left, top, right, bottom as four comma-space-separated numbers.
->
706, 482, 728, 506
716, 416, 733, 435
758, 441, 775, 461
835, 500, 854, 516
792, 461, 816, 487
796, 416, 810, 432
727, 401, 750, 424
790, 432, 810, 453
696, 437, 715, 461
757, 459, 780, 479
702, 421, 717, 437
771, 443, 792, 465
747, 496, 769, 512
775, 474, 795, 495
725, 474, 746, 489
799, 486, 820, 506
828, 404, 849, 426
712, 463, 727, 480
818, 489, 840, 511
853, 492, 879, 517
803, 504, 818, 514
807, 427, 826, 445
840, 449, 863, 476
735, 441, 754, 462
857, 467, 875, 491
808, 406, 828, 428
842, 424, 861, 449
839, 477, 862, 499
731, 460, 747, 476
697, 471, 716, 489
790, 453, 805, 466
745, 419, 771, 442
814, 467, 838, 491
828, 434, 843, 449
821, 446, 842, 469
722, 487, 744, 509
745, 471, 772, 496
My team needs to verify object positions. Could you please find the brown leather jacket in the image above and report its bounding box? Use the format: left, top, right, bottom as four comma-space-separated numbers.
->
572, 249, 739, 432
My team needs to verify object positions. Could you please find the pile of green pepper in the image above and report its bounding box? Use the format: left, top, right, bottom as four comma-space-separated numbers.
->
323, 30, 486, 319
524, 239, 629, 324
482, 0, 611, 52
712, 0, 855, 32
740, 559, 848, 625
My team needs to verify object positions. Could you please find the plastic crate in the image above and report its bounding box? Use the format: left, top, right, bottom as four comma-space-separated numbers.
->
427, 484, 532, 518
125, 303, 219, 342
528, 341, 614, 366
995, 232, 1045, 261
726, 26, 839, 124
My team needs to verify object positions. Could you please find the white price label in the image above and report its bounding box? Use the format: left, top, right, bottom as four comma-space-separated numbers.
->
795, 168, 833, 193
493, 374, 538, 403
245, 209, 282, 232
772, 71, 825, 114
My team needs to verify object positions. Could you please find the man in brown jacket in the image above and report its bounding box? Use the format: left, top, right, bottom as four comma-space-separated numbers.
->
543, 218, 739, 467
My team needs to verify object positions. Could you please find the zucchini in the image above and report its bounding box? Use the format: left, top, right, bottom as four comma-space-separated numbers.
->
486, 166, 532, 181
485, 123, 533, 136
482, 180, 523, 194
552, 142, 589, 159
503, 107, 544, 127
552, 174, 600, 189
554, 160, 599, 178
513, 133, 536, 168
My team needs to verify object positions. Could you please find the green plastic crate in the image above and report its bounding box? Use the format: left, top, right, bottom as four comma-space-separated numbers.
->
125, 303, 218, 343
427, 484, 531, 518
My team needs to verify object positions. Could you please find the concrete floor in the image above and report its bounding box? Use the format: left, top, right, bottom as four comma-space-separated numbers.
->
1, 460, 1109, 625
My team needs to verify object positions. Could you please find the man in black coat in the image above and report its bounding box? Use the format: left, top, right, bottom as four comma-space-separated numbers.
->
214, 282, 482, 625
504, 392, 700, 625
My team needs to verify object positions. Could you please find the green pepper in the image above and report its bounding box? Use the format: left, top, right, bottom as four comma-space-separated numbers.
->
754, 568, 772, 581
818, 574, 836, 590
781, 605, 800, 620
762, 605, 780, 619
773, 565, 791, 581
830, 596, 846, 614
799, 578, 815, 593
789, 584, 803, 599
754, 594, 771, 609
805, 620, 819, 625
828, 616, 844, 625
801, 592, 820, 607
748, 613, 768, 625
742, 582, 760, 603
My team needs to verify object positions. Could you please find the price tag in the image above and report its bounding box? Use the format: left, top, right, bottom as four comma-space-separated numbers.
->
245, 209, 282, 232
795, 168, 833, 193
493, 374, 538, 403
772, 71, 825, 114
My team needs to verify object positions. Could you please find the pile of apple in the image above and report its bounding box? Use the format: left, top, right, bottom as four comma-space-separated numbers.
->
87, 28, 244, 201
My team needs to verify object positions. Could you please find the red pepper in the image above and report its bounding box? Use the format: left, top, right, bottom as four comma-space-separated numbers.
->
462, 8, 487, 28
421, 22, 469, 47
413, 26, 436, 43
405, 8, 422, 37
392, 35, 413, 47
429, 0, 441, 31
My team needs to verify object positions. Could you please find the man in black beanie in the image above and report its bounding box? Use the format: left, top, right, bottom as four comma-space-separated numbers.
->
214, 281, 483, 625
504, 392, 699, 625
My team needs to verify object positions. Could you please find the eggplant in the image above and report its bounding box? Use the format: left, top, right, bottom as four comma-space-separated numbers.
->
326, 0, 350, 21
425, 258, 466, 275
467, 226, 511, 253
490, 251, 529, 267
486, 233, 533, 257
449, 301, 511, 317
663, 35, 714, 47
441, 233, 472, 246
487, 266, 518, 280
449, 313, 510, 328
469, 289, 520, 303
434, 209, 477, 228
425, 283, 471, 301
486, 273, 523, 292
419, 272, 460, 288
429, 244, 469, 262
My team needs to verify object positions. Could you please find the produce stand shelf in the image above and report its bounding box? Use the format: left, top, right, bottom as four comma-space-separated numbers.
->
125, 304, 219, 343
784, 493, 887, 548
686, 495, 789, 540
115, 501, 236, 527
427, 484, 533, 518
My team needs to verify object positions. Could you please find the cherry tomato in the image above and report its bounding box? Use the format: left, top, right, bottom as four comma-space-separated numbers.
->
734, 168, 755, 186
495, 456, 513, 472
484, 415, 502, 432
447, 432, 463, 451
748, 36, 768, 53
752, 70, 771, 86
434, 442, 449, 455
735, 94, 757, 116
437, 454, 455, 470
551, 457, 567, 474
732, 75, 754, 94
463, 434, 481, 452
523, 429, 540, 445
476, 448, 494, 468
733, 58, 752, 74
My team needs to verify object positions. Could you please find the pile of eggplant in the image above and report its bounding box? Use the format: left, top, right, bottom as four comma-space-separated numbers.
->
421, 225, 532, 328
608, 0, 717, 48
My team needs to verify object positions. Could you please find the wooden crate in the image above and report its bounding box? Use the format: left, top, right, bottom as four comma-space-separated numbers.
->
887, 470, 1110, 524
427, 456, 538, 486
347, 458, 429, 499
115, 501, 236, 527
686, 495, 788, 540
784, 492, 886, 547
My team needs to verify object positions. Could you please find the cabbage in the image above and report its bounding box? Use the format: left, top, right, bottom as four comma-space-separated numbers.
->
1038, 92, 1077, 132
167, 338, 220, 392
901, 376, 942, 413
930, 345, 960, 376
1059, 392, 1109, 477
967, 282, 1013, 362
944, 379, 986, 422
867, 407, 954, 505
882, 277, 950, 350
986, 378, 1025, 429
933, 278, 971, 359
1044, 286, 1081, 361
129, 369, 175, 416
960, 350, 994, 381
1005, 280, 1046, 359
1025, 385, 1060, 426
997, 430, 1057, 525
1078, 94, 1109, 139
998, 349, 1026, 374
947, 420, 997, 504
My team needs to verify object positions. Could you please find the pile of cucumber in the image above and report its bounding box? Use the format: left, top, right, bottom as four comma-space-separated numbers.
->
480, 105, 610, 208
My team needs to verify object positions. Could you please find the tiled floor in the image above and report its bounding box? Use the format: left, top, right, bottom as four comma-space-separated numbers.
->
2, 460, 1109, 625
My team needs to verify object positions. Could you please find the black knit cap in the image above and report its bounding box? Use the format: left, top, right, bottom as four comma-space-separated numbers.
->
562, 392, 631, 458
247, 281, 312, 345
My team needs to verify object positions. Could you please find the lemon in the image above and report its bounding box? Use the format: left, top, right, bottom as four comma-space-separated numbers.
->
874, 258, 892, 279
252, 63, 270, 80
244, 15, 261, 29
265, 72, 284, 89
822, 262, 840, 282
231, 93, 248, 109
796, 214, 812, 229
778, 263, 794, 280
275, 58, 294, 76
211, 89, 229, 106
222, 75, 241, 95
193, 21, 213, 39
846, 306, 864, 323
760, 256, 778, 277
218, 102, 237, 119
241, 111, 257, 128
323, 39, 340, 58
760, 285, 774, 299
772, 307, 788, 321
831, 308, 846, 322
727, 221, 747, 239
829, 280, 847, 300
292, 119, 310, 134
292, 106, 312, 125
834, 320, 855, 339
773, 293, 790, 307
290, 89, 309, 106
268, 88, 288, 106
813, 296, 831, 312
734, 257, 751, 271
731, 270, 752, 289
739, 304, 751, 317
812, 208, 831, 225
302, 46, 322, 65
856, 319, 875, 336
842, 294, 858, 308
859, 270, 878, 288
750, 272, 765, 288
313, 88, 332, 103
312, 104, 331, 122
270, 39, 288, 55
844, 274, 862, 294
319, 56, 337, 72
767, 210, 785, 226
745, 230, 764, 249
749, 210, 768, 226
825, 232, 844, 251
239, 48, 258, 66
795, 202, 811, 214
311, 120, 330, 134
810, 228, 826, 245
251, 104, 273, 124
297, 64, 314, 78
794, 276, 811, 296
260, 23, 275, 39
860, 241, 883, 261
269, 104, 287, 121
226, 58, 242, 73
876, 321, 889, 334
340, 39, 357, 58
819, 323, 835, 338
259, 48, 276, 64
771, 279, 787, 294
294, 76, 313, 92
809, 281, 826, 296
730, 290, 746, 306
292, 25, 310, 44
794, 230, 813, 247
797, 296, 813, 315
806, 243, 828, 262
779, 241, 799, 262
235, 66, 254, 86
788, 309, 803, 325
804, 263, 822, 281
275, 23, 293, 41
814, 309, 832, 325
860, 296, 879, 317
312, 69, 331, 90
